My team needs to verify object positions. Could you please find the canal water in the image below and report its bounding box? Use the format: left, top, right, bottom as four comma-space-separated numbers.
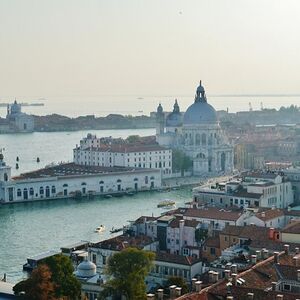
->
0, 188, 192, 283
0, 128, 192, 283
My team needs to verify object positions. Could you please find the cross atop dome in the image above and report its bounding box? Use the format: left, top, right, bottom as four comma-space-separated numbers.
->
195, 80, 207, 103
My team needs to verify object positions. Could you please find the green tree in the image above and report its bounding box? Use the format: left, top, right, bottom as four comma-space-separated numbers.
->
13, 265, 56, 300
100, 248, 155, 300
43, 254, 81, 300
166, 276, 189, 295
172, 149, 193, 176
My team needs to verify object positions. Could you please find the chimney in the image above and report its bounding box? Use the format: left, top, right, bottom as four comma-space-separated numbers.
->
179, 219, 185, 227
271, 281, 277, 291
276, 295, 283, 300
261, 212, 265, 218
192, 278, 197, 291
272, 205, 276, 210
262, 249, 269, 259
195, 281, 202, 292
175, 287, 182, 297
293, 256, 299, 267
297, 269, 300, 281
274, 251, 279, 264
284, 244, 290, 255
224, 269, 231, 279
269, 228, 275, 240
157, 288, 164, 300
231, 264, 238, 274
147, 294, 155, 300
208, 270, 214, 283
169, 285, 177, 298
256, 250, 261, 260
251, 254, 257, 265
226, 297, 234, 300
213, 271, 219, 283
247, 293, 254, 300
296, 247, 299, 254
232, 273, 237, 286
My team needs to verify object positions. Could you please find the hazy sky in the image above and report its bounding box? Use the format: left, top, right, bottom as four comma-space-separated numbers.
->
1, 0, 300, 97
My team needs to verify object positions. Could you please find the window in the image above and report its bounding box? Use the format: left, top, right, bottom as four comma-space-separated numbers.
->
102, 256, 106, 265
39, 187, 44, 195
51, 186, 56, 194
283, 284, 291, 291
210, 247, 216, 255
176, 239, 179, 245
29, 188, 34, 196
92, 254, 96, 264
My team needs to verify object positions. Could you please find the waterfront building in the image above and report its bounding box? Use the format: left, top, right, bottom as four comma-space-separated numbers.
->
0, 154, 161, 203
193, 171, 294, 209
5, 100, 34, 132
73, 133, 173, 178
155, 81, 234, 176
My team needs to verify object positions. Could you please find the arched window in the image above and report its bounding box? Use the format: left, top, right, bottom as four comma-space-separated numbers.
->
134, 178, 138, 181
81, 182, 87, 186
99, 181, 104, 184
117, 179, 122, 183
150, 176, 155, 180
63, 184, 68, 187
29, 187, 34, 196
195, 134, 201, 145
40, 187, 44, 195
51, 186, 56, 194
17, 189, 22, 197
201, 133, 206, 145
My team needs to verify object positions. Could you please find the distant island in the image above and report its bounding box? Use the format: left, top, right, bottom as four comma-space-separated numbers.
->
0, 104, 299, 133
0, 102, 44, 107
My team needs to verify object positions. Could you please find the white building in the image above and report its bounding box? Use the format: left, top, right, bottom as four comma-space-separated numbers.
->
6, 100, 34, 132
155, 81, 234, 176
0, 155, 161, 203
73, 134, 172, 178
193, 172, 294, 209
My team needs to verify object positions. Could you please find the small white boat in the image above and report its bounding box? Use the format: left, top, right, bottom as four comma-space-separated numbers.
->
95, 225, 105, 233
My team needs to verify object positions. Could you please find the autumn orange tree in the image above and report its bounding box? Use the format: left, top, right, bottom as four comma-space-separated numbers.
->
13, 264, 56, 300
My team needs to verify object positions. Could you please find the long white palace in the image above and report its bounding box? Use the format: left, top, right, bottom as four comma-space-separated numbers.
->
0, 81, 235, 204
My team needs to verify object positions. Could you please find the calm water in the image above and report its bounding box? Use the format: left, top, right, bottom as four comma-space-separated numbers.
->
0, 188, 192, 283
0, 95, 299, 117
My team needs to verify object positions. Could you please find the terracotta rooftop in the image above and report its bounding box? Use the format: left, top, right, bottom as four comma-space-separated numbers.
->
178, 251, 300, 300
82, 143, 169, 153
169, 217, 200, 229
171, 207, 244, 222
221, 224, 270, 241
155, 252, 201, 266
255, 208, 285, 221
133, 216, 157, 225
91, 234, 155, 251
282, 220, 300, 234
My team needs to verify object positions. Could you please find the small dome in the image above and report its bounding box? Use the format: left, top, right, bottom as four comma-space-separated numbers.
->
76, 259, 96, 278
166, 99, 182, 127
157, 103, 163, 114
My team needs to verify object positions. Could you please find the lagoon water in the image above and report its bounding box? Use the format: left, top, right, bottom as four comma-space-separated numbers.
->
0, 94, 299, 117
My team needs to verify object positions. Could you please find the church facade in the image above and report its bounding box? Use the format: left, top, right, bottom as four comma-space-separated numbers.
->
156, 82, 233, 176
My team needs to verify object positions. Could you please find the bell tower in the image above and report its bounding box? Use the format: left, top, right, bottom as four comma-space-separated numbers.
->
0, 152, 11, 182
156, 103, 165, 136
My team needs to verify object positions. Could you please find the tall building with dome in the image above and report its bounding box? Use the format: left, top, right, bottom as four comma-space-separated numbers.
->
156, 81, 233, 176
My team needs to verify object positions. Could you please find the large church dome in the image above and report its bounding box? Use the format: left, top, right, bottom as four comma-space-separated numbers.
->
183, 82, 218, 125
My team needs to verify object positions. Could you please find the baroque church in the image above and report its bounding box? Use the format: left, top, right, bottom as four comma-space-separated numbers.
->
156, 81, 233, 176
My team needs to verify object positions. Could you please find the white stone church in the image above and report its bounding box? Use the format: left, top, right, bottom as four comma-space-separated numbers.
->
155, 81, 233, 176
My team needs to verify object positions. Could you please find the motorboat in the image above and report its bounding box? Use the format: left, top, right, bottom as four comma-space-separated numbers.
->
95, 225, 105, 233
157, 200, 176, 209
